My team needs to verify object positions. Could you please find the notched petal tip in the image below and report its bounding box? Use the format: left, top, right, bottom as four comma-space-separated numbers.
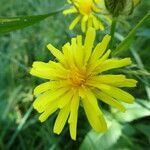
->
39, 115, 46, 123
33, 88, 39, 96
125, 57, 132, 65
29, 68, 34, 75
62, 10, 67, 15
99, 115, 108, 132
53, 129, 60, 135
133, 79, 138, 87
47, 43, 64, 61
33, 102, 43, 113
125, 95, 135, 104
47, 43, 53, 50
104, 34, 111, 41
70, 134, 76, 141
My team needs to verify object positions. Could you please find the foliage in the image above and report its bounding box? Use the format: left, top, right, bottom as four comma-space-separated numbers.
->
0, 0, 150, 149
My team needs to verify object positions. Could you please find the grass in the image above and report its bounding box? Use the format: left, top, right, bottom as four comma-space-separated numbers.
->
0, 0, 150, 149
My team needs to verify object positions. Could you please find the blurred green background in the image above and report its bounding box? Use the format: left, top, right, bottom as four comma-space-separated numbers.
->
0, 0, 150, 149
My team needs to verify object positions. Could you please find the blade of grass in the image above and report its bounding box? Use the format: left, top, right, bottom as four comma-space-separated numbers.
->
2, 86, 22, 120
7, 105, 33, 149
0, 51, 29, 71
115, 32, 150, 100
112, 12, 150, 56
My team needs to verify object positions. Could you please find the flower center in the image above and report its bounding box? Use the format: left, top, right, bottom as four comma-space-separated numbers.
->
75, 0, 93, 15
69, 70, 86, 87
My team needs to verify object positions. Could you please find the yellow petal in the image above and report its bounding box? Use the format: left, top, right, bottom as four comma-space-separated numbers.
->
87, 50, 111, 76
58, 91, 73, 108
98, 49, 111, 61
30, 68, 51, 79
62, 42, 76, 68
76, 35, 83, 46
30, 61, 54, 79
63, 7, 77, 15
86, 75, 123, 88
39, 100, 58, 122
90, 34, 111, 63
82, 98, 107, 132
81, 15, 88, 32
96, 58, 132, 73
94, 89, 126, 112
68, 93, 80, 123
94, 84, 135, 103
98, 20, 105, 31
69, 15, 81, 30
34, 82, 52, 95
48, 61, 69, 76
92, 15, 100, 30
47, 44, 64, 62
69, 93, 80, 140
69, 120, 77, 140
33, 87, 69, 113
30, 61, 67, 80
34, 80, 69, 95
53, 104, 70, 134
75, 36, 84, 68
92, 2, 101, 12
92, 15, 104, 30
84, 27, 96, 63
89, 75, 137, 87
82, 87, 102, 115
116, 79, 137, 87
87, 16, 93, 28
89, 74, 125, 82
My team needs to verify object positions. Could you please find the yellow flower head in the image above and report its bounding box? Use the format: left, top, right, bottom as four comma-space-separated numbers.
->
30, 28, 137, 140
63, 0, 107, 32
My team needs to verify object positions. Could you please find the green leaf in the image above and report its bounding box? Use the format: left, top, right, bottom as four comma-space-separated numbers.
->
137, 28, 150, 38
135, 124, 150, 140
122, 124, 136, 136
80, 121, 122, 150
115, 99, 150, 122
7, 105, 33, 149
136, 99, 150, 110
0, 8, 63, 35
112, 12, 150, 56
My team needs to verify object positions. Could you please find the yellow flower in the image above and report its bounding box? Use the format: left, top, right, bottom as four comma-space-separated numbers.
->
63, 0, 108, 32
30, 28, 137, 140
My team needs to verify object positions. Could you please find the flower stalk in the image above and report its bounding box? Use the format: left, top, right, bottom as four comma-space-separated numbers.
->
109, 17, 117, 49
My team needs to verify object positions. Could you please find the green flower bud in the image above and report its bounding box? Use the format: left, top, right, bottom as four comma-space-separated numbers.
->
104, 0, 140, 17
104, 0, 126, 17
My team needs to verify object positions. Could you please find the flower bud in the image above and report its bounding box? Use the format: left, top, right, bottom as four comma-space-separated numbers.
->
104, 0, 126, 17
104, 0, 140, 17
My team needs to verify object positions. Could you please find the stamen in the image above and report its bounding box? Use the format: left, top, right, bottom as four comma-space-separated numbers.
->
69, 69, 87, 87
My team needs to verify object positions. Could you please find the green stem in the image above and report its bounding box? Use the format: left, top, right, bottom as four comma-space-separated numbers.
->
109, 17, 117, 49
113, 12, 150, 56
